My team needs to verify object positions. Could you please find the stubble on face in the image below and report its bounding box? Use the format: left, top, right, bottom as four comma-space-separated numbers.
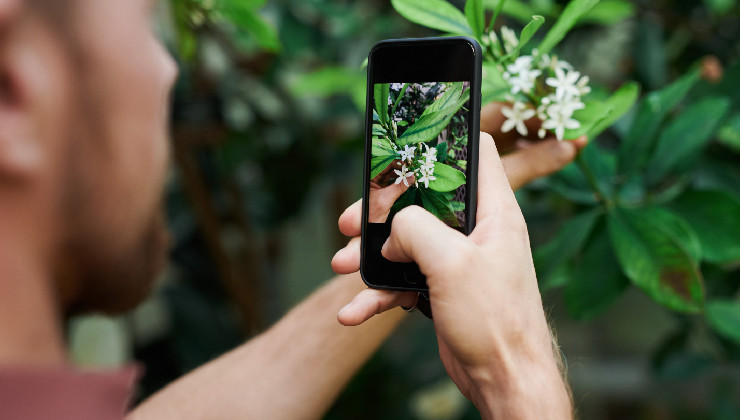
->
51, 0, 174, 316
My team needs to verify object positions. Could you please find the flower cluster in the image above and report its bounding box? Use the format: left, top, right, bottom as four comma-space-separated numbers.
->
495, 30, 592, 142
393, 143, 438, 188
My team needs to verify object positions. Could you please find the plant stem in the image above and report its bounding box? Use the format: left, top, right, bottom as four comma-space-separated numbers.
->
575, 153, 611, 208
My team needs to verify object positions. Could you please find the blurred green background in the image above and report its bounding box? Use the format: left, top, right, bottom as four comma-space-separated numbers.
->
68, 0, 740, 418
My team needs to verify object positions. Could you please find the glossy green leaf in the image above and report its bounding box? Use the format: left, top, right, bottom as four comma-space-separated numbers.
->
424, 83, 464, 115
436, 142, 448, 162
618, 69, 700, 178
546, 162, 598, 205
391, 0, 472, 35
537, 0, 601, 55
398, 96, 467, 145
706, 300, 740, 345
670, 190, 740, 264
565, 226, 629, 320
535, 209, 602, 291
587, 82, 640, 139
370, 155, 398, 180
465, 0, 485, 41
429, 162, 466, 192
419, 188, 459, 226
374, 83, 390, 126
647, 97, 730, 185
580, 0, 634, 24
502, 15, 545, 59
607, 207, 704, 313
641, 207, 703, 262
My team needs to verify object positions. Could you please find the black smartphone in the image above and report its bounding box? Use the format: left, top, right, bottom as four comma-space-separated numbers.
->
360, 37, 482, 292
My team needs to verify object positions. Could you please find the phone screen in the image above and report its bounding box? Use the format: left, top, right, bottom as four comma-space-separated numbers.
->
361, 37, 481, 291
369, 81, 471, 229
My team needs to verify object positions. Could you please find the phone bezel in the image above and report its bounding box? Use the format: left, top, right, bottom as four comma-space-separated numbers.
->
360, 36, 482, 292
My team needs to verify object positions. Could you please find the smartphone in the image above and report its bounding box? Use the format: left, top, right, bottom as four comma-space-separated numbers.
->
360, 37, 482, 292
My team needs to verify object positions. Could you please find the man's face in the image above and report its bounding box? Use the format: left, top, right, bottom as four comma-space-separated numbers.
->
54, 0, 177, 314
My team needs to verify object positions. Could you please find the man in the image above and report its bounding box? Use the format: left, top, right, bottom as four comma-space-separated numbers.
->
0, 0, 585, 418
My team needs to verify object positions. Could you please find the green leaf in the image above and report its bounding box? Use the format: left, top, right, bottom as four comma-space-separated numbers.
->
618, 68, 701, 178
546, 162, 598, 205
537, 0, 601, 55
706, 300, 740, 345
486, 0, 510, 31
465, 0, 485, 42
419, 188, 459, 226
374, 83, 390, 126
219, 4, 281, 52
580, 0, 635, 24
436, 142, 448, 162
587, 82, 640, 139
641, 207, 703, 262
370, 155, 397, 180
607, 207, 704, 313
450, 200, 466, 212
565, 226, 629, 320
502, 15, 545, 59
429, 162, 466, 192
290, 67, 366, 110
646, 97, 731, 185
424, 83, 465, 115
534, 209, 602, 291
717, 112, 740, 152
670, 190, 740, 264
398, 94, 467, 145
391, 0, 472, 35
370, 141, 397, 180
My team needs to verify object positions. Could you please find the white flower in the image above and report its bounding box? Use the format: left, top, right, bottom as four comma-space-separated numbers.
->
501, 102, 536, 136
394, 164, 414, 187
546, 67, 581, 101
506, 55, 534, 75
421, 143, 437, 165
507, 69, 541, 95
500, 26, 519, 54
576, 75, 591, 96
398, 144, 416, 162
417, 172, 436, 189
542, 106, 581, 141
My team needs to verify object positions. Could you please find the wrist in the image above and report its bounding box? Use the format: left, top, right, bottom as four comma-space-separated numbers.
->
468, 340, 572, 419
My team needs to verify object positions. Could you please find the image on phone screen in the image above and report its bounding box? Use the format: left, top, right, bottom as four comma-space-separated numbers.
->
369, 81, 471, 230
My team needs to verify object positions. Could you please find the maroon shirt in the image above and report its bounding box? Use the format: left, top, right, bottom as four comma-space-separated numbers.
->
0, 366, 138, 420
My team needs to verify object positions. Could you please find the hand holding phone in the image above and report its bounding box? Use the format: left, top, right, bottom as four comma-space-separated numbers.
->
361, 37, 483, 292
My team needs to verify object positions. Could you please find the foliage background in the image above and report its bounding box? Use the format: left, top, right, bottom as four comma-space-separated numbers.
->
66, 0, 740, 418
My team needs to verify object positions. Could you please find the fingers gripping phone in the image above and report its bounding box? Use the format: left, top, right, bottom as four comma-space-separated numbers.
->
361, 37, 482, 292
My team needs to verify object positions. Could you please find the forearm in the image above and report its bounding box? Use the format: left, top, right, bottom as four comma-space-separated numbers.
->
472, 326, 573, 420
129, 272, 405, 420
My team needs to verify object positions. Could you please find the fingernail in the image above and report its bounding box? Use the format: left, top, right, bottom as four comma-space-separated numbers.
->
380, 239, 389, 255
338, 302, 353, 316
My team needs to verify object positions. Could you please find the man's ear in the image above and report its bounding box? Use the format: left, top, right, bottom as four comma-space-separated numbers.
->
0, 0, 42, 181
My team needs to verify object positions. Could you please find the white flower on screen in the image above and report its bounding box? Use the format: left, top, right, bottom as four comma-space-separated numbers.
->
394, 164, 414, 187
421, 143, 437, 165
417, 172, 436, 189
542, 105, 581, 141
398, 144, 416, 162
546, 67, 582, 101
501, 101, 536, 136
500, 26, 519, 54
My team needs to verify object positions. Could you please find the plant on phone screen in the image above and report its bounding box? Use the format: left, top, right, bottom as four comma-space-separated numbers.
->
371, 82, 469, 227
